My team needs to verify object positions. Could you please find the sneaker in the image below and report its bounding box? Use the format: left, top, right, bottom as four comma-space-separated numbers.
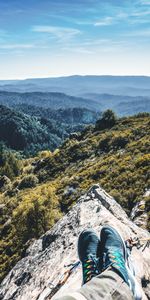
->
99, 225, 142, 300
78, 229, 100, 284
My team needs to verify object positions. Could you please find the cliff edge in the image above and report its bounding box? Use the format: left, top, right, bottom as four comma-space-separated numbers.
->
0, 185, 150, 300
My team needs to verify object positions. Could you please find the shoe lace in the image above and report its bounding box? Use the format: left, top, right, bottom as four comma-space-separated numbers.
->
103, 249, 128, 283
83, 255, 99, 284
107, 250, 125, 269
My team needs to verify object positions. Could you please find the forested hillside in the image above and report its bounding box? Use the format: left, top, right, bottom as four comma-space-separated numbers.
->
13, 104, 98, 124
0, 111, 149, 283
82, 93, 150, 116
0, 91, 99, 110
0, 90, 149, 117
0, 105, 99, 156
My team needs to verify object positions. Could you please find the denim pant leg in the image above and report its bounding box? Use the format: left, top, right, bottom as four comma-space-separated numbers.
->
55, 269, 134, 300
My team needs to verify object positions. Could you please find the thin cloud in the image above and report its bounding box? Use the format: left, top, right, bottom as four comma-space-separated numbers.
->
125, 28, 150, 37
94, 17, 114, 26
63, 46, 94, 54
32, 25, 81, 40
131, 10, 150, 16
94, 7, 150, 26
0, 44, 35, 50
140, 0, 150, 5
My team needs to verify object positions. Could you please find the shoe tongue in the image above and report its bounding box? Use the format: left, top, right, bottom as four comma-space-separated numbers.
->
85, 253, 95, 261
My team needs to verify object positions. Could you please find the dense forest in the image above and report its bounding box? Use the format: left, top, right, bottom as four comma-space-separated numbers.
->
0, 90, 150, 117
0, 105, 99, 156
13, 103, 99, 124
0, 110, 149, 282
0, 91, 100, 110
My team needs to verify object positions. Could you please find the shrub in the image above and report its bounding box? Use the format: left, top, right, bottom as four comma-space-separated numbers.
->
135, 154, 150, 167
12, 185, 60, 243
135, 112, 150, 118
109, 189, 121, 202
95, 109, 117, 130
99, 136, 111, 152
145, 196, 150, 231
98, 133, 129, 153
13, 198, 49, 241
111, 135, 129, 150
18, 175, 39, 189
0, 146, 22, 180
38, 150, 52, 159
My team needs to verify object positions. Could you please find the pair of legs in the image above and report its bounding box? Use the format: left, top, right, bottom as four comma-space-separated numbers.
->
56, 226, 141, 300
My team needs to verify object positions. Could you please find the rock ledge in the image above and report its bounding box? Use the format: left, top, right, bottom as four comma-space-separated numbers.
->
0, 185, 150, 300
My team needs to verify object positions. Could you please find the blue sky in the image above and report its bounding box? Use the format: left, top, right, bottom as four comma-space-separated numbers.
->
0, 0, 150, 79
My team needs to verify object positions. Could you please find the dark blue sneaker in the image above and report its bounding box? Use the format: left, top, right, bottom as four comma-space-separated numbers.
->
78, 229, 100, 284
99, 225, 142, 300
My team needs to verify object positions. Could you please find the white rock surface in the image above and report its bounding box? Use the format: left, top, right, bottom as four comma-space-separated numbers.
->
0, 185, 150, 300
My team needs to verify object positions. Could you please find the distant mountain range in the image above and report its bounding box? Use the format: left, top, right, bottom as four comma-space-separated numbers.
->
0, 75, 149, 116
82, 93, 150, 115
0, 75, 150, 97
0, 90, 149, 116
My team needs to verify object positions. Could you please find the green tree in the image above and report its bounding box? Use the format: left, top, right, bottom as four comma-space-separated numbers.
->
95, 109, 117, 130
18, 174, 39, 190
0, 146, 21, 179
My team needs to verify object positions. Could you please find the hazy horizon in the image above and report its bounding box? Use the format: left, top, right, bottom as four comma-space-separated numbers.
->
0, 0, 150, 80
0, 74, 150, 82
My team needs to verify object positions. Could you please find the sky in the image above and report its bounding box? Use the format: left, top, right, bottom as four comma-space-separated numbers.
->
0, 0, 150, 79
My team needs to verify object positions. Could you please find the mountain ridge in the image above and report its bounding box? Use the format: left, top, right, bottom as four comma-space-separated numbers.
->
0, 90, 149, 116
0, 75, 150, 97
